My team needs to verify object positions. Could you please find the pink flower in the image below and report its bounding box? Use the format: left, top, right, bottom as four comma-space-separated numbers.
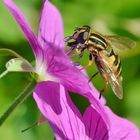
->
34, 82, 139, 140
2, 0, 139, 140
2, 0, 108, 125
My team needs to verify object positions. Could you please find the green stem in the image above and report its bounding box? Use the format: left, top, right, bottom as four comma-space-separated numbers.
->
0, 80, 36, 126
0, 70, 8, 79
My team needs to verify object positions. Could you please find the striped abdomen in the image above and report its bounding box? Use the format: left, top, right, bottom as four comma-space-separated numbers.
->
87, 32, 122, 78
106, 49, 122, 78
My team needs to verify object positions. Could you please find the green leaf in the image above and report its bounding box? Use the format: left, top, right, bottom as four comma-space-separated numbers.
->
0, 48, 22, 58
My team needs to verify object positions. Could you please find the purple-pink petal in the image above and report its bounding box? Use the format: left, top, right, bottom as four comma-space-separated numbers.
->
34, 83, 139, 140
33, 82, 110, 140
42, 45, 110, 128
3, 1, 139, 140
3, 0, 41, 58
44, 45, 90, 94
33, 81, 86, 140
83, 106, 109, 140
105, 107, 140, 140
38, 1, 64, 50
3, 0, 109, 127
80, 68, 106, 105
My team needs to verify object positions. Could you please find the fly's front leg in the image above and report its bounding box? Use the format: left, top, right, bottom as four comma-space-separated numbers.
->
99, 73, 109, 99
66, 41, 77, 55
70, 44, 85, 58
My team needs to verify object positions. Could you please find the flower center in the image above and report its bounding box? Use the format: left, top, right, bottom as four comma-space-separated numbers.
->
35, 60, 59, 83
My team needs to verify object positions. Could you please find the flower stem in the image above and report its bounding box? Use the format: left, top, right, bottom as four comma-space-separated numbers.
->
0, 70, 8, 79
0, 80, 36, 126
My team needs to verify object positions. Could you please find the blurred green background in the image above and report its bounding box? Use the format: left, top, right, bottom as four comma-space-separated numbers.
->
0, 0, 140, 139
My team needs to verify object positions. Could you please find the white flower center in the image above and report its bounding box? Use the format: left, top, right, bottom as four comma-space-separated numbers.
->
35, 60, 59, 82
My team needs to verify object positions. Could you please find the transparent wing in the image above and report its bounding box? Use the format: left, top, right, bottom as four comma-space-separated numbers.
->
108, 74, 123, 99
105, 35, 136, 53
99, 52, 123, 99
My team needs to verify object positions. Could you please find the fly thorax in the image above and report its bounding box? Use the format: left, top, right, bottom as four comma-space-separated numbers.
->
88, 46, 98, 55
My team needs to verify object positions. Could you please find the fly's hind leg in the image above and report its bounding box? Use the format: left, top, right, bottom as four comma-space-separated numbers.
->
99, 74, 109, 99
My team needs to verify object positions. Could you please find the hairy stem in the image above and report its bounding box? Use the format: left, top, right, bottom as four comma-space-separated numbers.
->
0, 80, 36, 126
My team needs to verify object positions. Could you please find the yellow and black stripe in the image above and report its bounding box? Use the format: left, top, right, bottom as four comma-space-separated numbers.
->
88, 33, 107, 50
87, 32, 121, 78
106, 49, 122, 78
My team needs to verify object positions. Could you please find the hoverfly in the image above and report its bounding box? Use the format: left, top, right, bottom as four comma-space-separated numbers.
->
64, 25, 135, 99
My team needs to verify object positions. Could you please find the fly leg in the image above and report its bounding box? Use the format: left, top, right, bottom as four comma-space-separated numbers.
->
88, 71, 99, 82
66, 41, 77, 55
99, 74, 109, 99
80, 53, 93, 70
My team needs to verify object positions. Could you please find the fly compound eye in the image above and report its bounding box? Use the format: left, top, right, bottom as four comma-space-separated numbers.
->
78, 31, 89, 44
83, 32, 89, 40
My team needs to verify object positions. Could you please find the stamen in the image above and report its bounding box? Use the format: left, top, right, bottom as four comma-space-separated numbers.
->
69, 53, 80, 58
73, 62, 80, 66
65, 49, 72, 55
66, 45, 76, 55
21, 122, 38, 133
66, 48, 74, 55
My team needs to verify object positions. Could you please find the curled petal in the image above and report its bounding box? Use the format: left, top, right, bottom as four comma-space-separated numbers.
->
6, 58, 34, 72
33, 81, 86, 140
3, 0, 41, 58
38, 1, 64, 50
106, 107, 140, 140
0, 49, 34, 79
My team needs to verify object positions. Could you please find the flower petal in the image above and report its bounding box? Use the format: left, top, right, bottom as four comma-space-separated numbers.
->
105, 107, 140, 140
80, 68, 106, 105
3, 0, 41, 58
83, 106, 109, 140
38, 1, 64, 49
0, 52, 34, 79
44, 46, 90, 94
33, 81, 86, 140
43, 46, 110, 128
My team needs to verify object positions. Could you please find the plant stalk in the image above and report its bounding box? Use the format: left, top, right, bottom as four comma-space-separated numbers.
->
0, 80, 36, 126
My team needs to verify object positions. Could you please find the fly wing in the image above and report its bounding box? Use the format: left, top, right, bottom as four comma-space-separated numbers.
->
104, 35, 136, 53
99, 51, 123, 99
108, 73, 123, 99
